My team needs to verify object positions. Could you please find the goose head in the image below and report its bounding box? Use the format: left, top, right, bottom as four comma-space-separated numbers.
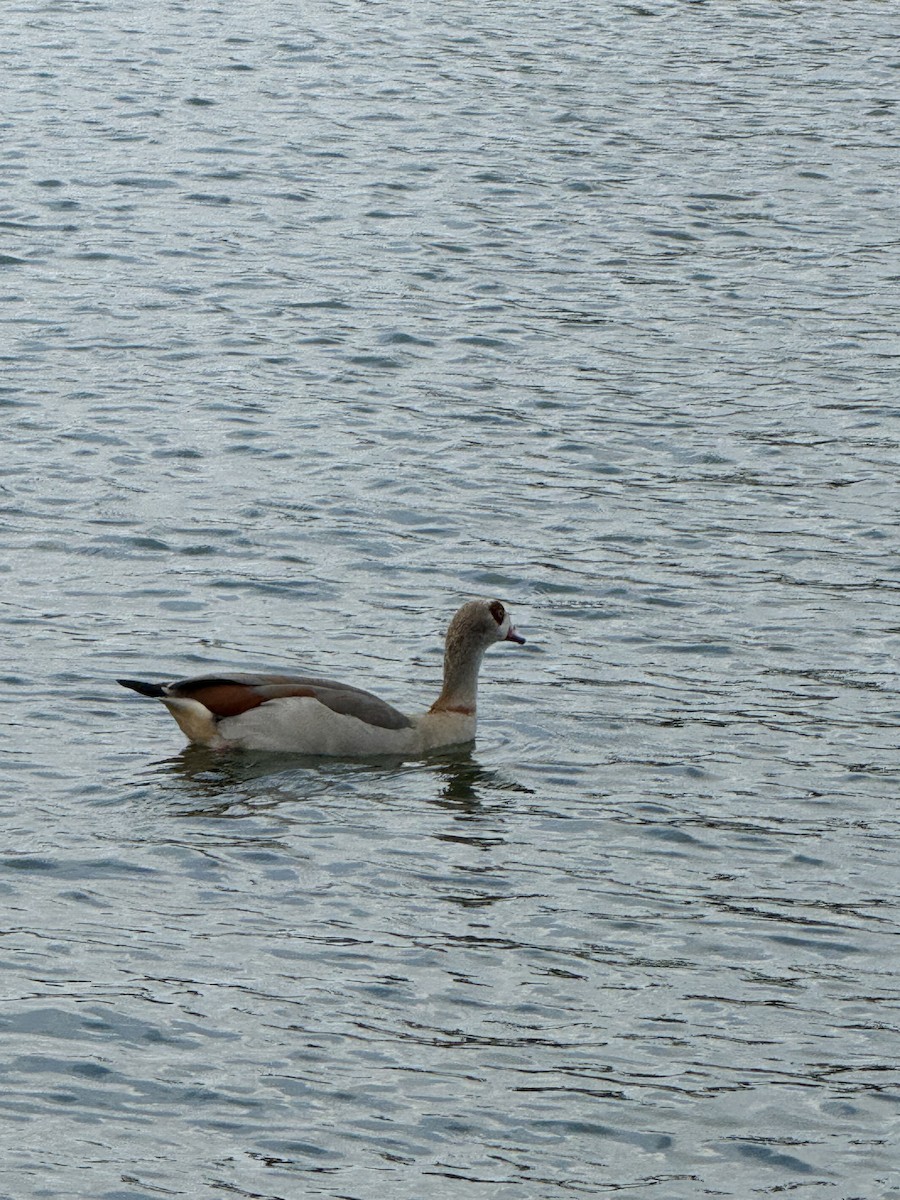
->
429, 598, 525, 716
445, 598, 525, 653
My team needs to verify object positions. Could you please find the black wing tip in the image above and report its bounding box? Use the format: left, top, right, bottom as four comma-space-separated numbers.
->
118, 678, 166, 697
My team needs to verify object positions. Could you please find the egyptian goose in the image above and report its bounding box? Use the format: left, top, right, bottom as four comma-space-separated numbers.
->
118, 598, 525, 755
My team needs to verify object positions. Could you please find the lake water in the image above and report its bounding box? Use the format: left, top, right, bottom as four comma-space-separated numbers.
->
2, 2, 899, 1197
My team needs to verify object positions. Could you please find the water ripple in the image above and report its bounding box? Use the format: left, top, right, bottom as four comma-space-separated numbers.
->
1, 2, 898, 1198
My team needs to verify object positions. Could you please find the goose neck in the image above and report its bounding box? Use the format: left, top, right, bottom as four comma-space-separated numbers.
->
430, 638, 485, 714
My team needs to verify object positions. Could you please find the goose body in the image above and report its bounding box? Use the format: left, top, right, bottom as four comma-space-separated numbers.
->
118, 599, 524, 756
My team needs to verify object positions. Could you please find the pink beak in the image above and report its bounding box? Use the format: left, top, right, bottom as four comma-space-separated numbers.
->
505, 626, 525, 644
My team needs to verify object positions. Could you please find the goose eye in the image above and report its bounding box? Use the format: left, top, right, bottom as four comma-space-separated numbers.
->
488, 600, 505, 625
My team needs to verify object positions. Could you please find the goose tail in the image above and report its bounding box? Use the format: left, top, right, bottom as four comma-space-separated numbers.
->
117, 678, 167, 698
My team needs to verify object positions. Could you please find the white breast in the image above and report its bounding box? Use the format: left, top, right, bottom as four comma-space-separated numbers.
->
216, 698, 474, 756
217, 697, 422, 755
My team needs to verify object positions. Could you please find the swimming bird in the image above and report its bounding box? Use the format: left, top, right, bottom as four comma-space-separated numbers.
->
117, 598, 525, 755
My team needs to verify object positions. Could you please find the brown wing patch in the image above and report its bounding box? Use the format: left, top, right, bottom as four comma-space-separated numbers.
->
167, 674, 412, 730
169, 677, 319, 718
176, 682, 273, 718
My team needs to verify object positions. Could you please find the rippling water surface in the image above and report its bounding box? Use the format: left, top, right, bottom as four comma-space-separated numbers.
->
2, 2, 899, 1197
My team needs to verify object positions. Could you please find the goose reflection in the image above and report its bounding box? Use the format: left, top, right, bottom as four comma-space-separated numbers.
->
141, 743, 532, 824
429, 750, 535, 814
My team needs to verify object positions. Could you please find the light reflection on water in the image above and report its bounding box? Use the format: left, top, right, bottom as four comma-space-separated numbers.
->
1, 1, 898, 1197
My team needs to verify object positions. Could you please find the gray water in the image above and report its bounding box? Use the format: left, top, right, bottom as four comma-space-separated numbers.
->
2, 2, 899, 1197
